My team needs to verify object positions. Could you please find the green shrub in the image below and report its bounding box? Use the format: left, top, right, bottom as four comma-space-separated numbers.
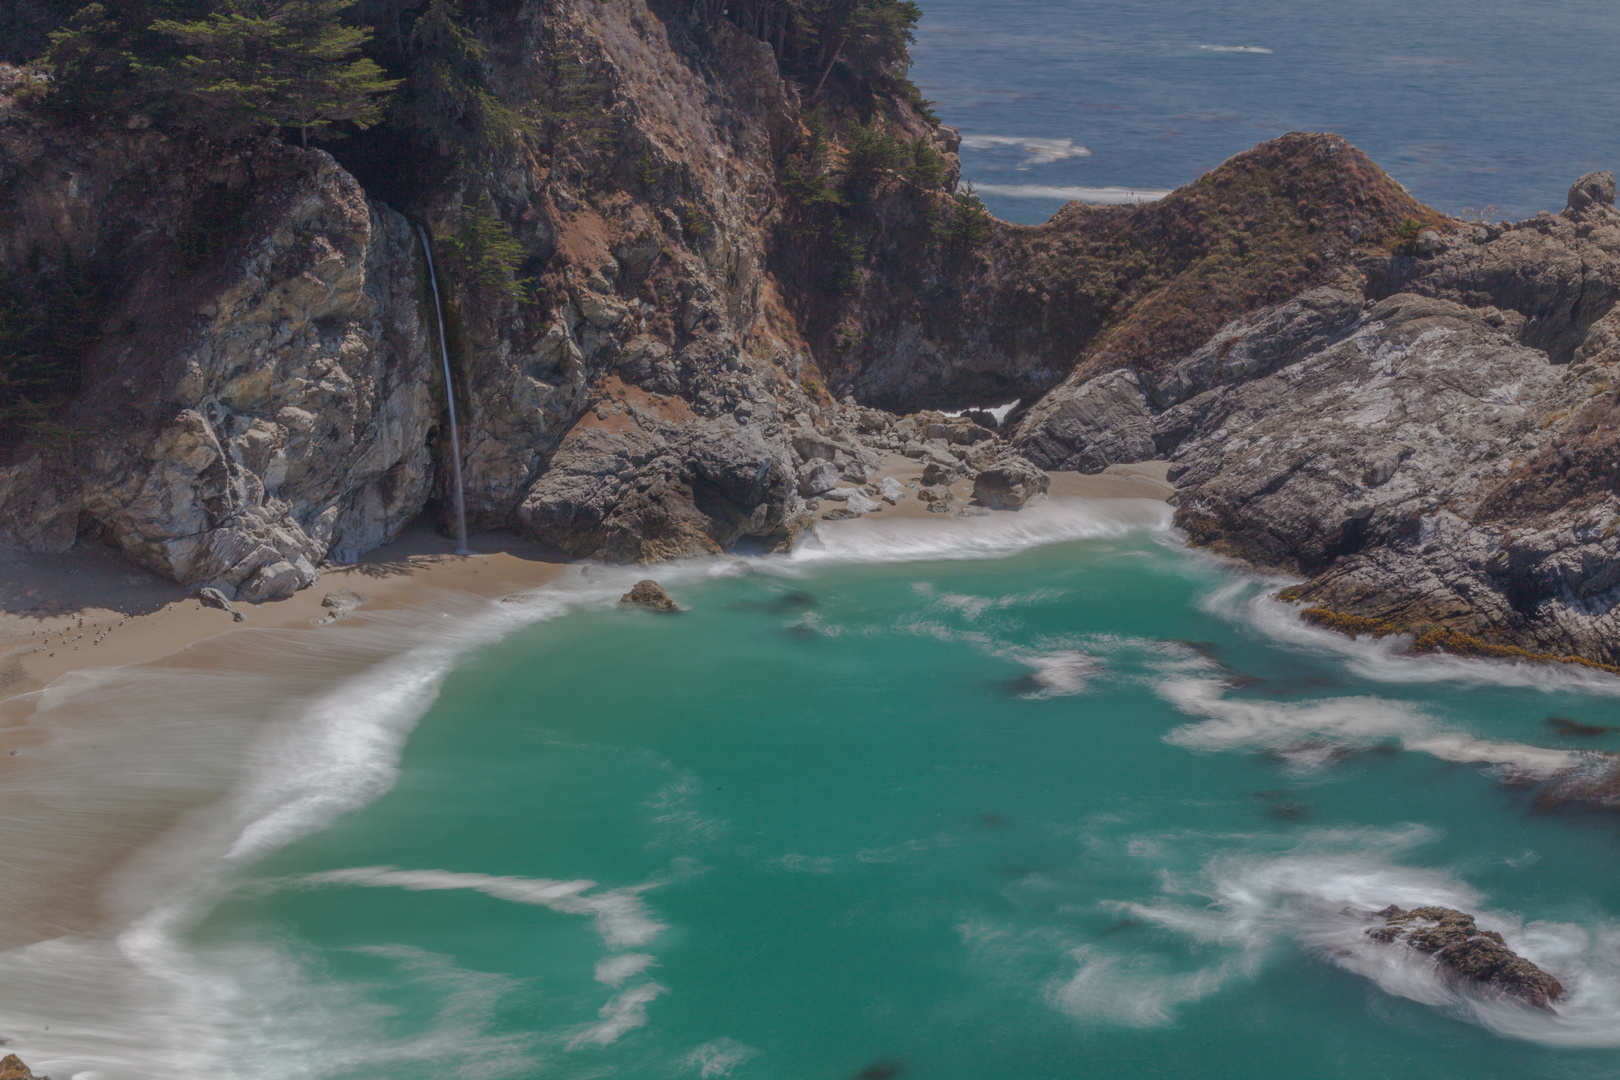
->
905, 137, 946, 190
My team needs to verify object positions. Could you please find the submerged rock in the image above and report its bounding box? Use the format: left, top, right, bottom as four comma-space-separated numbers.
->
973, 456, 1050, 509
1366, 905, 1564, 1010
619, 579, 678, 612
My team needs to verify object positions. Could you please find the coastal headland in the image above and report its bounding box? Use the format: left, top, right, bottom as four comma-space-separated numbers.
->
0, 2, 1617, 707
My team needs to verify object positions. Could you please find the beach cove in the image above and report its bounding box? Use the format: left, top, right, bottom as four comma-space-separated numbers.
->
3, 481, 1620, 1078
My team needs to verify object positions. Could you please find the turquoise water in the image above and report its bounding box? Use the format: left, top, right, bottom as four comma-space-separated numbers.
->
12, 506, 1616, 1077
909, 0, 1620, 223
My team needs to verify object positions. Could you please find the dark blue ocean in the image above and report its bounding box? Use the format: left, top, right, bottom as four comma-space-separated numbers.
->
909, 0, 1620, 223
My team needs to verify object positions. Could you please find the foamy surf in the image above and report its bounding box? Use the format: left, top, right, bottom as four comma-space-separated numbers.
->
958, 134, 1091, 167
0, 583, 637, 1079
969, 183, 1174, 204
793, 496, 1173, 566
1157, 672, 1588, 778
1043, 827, 1620, 1046
1196, 578, 1620, 697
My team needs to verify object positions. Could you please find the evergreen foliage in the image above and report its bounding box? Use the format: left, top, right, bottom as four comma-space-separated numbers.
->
144, 0, 397, 145
839, 121, 906, 194
33, 0, 182, 123
441, 199, 532, 305
938, 182, 991, 249
528, 21, 612, 157
33, 0, 397, 143
385, 0, 529, 162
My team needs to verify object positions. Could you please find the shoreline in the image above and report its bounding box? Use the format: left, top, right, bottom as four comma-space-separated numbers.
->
0, 482, 1179, 954
1, 465, 1176, 704
0, 522, 572, 705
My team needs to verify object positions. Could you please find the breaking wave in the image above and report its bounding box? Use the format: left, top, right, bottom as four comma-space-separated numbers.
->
794, 496, 1173, 566
1056, 829, 1620, 1046
958, 134, 1092, 167
970, 183, 1174, 204
1202, 581, 1620, 697
0, 580, 654, 1079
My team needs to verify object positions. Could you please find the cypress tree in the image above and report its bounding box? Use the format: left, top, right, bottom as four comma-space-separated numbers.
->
145, 0, 397, 144
388, 0, 529, 162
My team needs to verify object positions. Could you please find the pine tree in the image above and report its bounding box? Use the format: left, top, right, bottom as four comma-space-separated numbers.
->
442, 199, 531, 305
146, 0, 397, 144
33, 0, 194, 123
388, 0, 529, 162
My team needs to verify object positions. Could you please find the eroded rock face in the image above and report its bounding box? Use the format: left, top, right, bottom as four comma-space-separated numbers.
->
0, 131, 435, 601
997, 172, 1620, 664
1171, 293, 1561, 573
1367, 905, 1564, 1010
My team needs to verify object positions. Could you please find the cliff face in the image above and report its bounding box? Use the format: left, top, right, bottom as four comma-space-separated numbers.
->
1027, 172, 1620, 664
0, 113, 437, 600
805, 132, 1439, 414
0, 2, 855, 585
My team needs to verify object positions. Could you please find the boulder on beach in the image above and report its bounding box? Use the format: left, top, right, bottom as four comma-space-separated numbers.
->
619, 579, 678, 612
973, 456, 1050, 509
197, 586, 246, 622
798, 459, 840, 497
313, 588, 369, 625
1366, 905, 1564, 1010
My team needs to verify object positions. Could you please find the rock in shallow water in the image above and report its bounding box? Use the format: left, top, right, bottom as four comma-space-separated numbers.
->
1366, 905, 1564, 1010
0, 1054, 43, 1080
619, 579, 678, 612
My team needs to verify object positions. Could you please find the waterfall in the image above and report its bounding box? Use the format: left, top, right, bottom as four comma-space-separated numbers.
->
417, 224, 471, 556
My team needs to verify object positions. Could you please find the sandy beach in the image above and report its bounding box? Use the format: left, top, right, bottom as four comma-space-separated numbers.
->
0, 523, 571, 704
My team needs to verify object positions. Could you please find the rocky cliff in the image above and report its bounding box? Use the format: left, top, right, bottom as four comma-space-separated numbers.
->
2, 0, 1618, 672
1020, 171, 1620, 665
0, 100, 437, 600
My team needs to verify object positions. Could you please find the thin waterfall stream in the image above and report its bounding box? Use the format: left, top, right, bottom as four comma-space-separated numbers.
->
417, 223, 471, 555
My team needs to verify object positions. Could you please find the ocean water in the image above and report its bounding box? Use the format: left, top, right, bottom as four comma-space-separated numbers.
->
908, 0, 1620, 224
5, 501, 1620, 1079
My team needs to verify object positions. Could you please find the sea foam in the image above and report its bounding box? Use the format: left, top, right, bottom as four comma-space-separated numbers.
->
793, 496, 1173, 567
0, 583, 636, 1079
1042, 825, 1620, 1045
970, 183, 1174, 204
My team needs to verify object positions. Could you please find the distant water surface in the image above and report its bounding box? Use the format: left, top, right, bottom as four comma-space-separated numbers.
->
908, 0, 1620, 223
